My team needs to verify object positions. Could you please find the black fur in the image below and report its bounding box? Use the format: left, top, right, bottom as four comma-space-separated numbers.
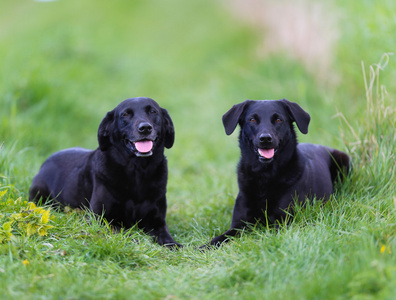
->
207, 99, 351, 247
29, 97, 181, 248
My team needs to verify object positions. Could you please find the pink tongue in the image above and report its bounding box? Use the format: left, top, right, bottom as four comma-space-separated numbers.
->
134, 140, 153, 153
258, 148, 275, 159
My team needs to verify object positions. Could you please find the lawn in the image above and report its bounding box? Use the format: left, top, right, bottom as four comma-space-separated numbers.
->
0, 0, 395, 299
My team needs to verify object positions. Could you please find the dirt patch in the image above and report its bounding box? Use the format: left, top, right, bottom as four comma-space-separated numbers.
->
227, 0, 339, 80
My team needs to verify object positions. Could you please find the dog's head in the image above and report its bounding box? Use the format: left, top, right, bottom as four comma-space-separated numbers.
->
97, 97, 174, 157
222, 99, 310, 164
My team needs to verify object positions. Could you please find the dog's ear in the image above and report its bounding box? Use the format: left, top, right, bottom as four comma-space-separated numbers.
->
280, 99, 310, 134
222, 100, 251, 135
161, 108, 175, 149
98, 110, 115, 150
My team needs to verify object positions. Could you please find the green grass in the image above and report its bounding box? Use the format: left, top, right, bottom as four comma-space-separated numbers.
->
1, 0, 395, 299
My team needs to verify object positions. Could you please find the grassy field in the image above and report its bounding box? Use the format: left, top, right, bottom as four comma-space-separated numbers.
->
1, 0, 395, 299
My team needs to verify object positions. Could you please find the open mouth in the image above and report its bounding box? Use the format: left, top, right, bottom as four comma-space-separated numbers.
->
125, 139, 154, 157
257, 148, 277, 162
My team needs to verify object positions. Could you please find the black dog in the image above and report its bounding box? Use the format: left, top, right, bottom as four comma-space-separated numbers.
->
207, 99, 351, 246
29, 97, 181, 248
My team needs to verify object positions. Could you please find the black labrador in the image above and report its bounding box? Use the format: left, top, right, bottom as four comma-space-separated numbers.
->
207, 99, 351, 247
29, 97, 181, 248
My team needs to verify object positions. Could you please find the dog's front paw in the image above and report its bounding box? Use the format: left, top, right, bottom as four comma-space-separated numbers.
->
164, 242, 183, 250
199, 234, 230, 250
199, 243, 216, 251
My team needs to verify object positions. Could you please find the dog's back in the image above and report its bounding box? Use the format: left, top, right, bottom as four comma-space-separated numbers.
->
29, 147, 94, 207
292, 143, 350, 201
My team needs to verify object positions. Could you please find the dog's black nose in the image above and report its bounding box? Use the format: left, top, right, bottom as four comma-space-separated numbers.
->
259, 133, 272, 143
138, 122, 153, 134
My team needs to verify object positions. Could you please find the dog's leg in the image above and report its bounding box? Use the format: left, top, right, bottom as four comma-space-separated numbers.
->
138, 202, 182, 249
141, 198, 182, 249
202, 193, 255, 248
145, 225, 182, 249
208, 227, 243, 247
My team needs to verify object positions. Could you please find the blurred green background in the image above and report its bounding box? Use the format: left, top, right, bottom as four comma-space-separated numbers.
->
1, 1, 394, 149
1, 1, 395, 299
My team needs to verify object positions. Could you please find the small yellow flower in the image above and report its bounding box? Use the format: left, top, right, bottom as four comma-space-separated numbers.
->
22, 259, 30, 266
26, 223, 33, 236
11, 213, 22, 221
1, 199, 54, 239
27, 223, 39, 236
38, 227, 52, 236
0, 221, 13, 243
380, 245, 392, 254
2, 222, 13, 231
27, 202, 37, 210
17, 221, 28, 232
40, 210, 50, 223
0, 189, 7, 199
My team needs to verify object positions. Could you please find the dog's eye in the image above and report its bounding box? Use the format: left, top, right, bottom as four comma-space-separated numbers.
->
276, 118, 282, 123
150, 109, 157, 114
121, 112, 129, 117
250, 118, 256, 123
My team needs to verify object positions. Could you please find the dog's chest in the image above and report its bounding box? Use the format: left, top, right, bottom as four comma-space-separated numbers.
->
241, 171, 299, 206
106, 192, 158, 227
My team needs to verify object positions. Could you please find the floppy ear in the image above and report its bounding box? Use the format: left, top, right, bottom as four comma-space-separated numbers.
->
279, 99, 310, 134
161, 108, 175, 149
97, 110, 115, 150
222, 100, 252, 135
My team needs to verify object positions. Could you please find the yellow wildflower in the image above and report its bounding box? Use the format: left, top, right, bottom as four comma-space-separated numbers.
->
22, 260, 30, 266
0, 189, 7, 199
27, 202, 37, 210
11, 213, 22, 222
380, 245, 392, 254
0, 222, 13, 243
1, 199, 54, 240
38, 225, 53, 236
27, 223, 34, 236
41, 209, 50, 223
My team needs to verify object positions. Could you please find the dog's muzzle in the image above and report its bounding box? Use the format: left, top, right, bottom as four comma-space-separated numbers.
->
256, 133, 278, 162
125, 139, 154, 157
